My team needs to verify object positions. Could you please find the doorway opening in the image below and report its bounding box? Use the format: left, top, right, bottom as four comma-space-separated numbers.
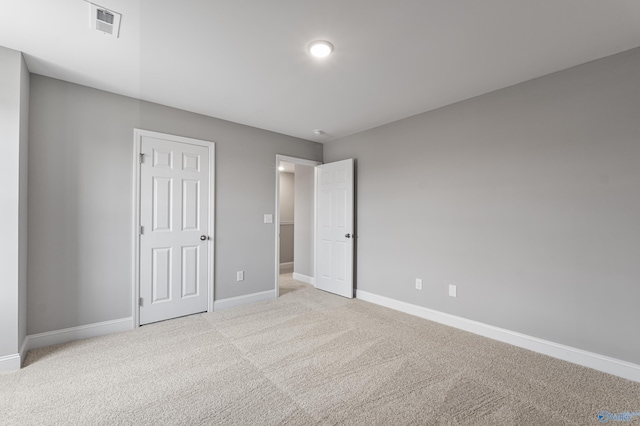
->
275, 155, 321, 297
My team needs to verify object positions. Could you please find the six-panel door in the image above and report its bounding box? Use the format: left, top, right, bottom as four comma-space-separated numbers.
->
315, 159, 354, 298
139, 136, 210, 325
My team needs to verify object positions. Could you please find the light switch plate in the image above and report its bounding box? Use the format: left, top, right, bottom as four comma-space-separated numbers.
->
449, 284, 457, 297
264, 214, 273, 224
237, 271, 244, 281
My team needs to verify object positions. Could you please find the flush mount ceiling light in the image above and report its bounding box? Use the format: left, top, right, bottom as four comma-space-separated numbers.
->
307, 40, 334, 58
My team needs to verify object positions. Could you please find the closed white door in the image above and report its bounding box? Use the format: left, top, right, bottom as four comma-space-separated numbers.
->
139, 134, 211, 325
315, 159, 354, 298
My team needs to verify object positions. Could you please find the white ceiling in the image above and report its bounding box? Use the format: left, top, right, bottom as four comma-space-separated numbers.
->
1, 1, 640, 142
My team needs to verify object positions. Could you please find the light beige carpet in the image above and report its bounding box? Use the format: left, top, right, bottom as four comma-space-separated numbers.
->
2, 274, 639, 425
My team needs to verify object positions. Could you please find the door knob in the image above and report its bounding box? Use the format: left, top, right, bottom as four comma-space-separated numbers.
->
345, 233, 351, 238
200, 235, 207, 241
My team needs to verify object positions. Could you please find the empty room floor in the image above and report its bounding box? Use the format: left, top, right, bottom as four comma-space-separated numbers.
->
1, 274, 638, 425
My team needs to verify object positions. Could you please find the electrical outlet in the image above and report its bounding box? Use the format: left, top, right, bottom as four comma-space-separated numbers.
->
237, 271, 244, 282
449, 284, 457, 297
415, 279, 423, 290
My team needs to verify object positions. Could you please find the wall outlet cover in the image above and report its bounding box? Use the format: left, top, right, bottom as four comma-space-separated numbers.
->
415, 279, 423, 290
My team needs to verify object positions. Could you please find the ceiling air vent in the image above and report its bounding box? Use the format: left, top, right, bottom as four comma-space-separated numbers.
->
87, 2, 122, 38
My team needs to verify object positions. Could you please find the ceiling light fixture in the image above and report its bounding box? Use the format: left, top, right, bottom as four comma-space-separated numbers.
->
307, 40, 334, 58
312, 129, 324, 137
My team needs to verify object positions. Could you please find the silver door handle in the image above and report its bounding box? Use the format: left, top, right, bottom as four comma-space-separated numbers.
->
200, 235, 208, 241
345, 233, 351, 238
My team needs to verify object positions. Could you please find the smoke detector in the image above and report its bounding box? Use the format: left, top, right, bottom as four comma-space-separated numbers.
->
87, 2, 122, 38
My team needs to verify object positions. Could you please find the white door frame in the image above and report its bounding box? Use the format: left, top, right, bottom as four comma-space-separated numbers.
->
132, 129, 215, 327
274, 155, 322, 297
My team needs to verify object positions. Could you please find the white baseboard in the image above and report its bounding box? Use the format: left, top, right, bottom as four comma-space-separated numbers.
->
214, 290, 275, 311
356, 290, 640, 383
26, 317, 134, 351
292, 272, 315, 286
0, 353, 21, 373
279, 262, 294, 274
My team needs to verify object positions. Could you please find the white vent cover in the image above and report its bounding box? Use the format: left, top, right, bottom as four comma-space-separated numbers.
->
87, 2, 122, 38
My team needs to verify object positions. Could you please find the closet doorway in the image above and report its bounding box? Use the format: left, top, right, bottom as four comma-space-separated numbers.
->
274, 155, 321, 297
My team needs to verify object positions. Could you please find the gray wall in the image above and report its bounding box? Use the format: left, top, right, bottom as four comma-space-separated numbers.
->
294, 165, 315, 277
279, 172, 294, 264
279, 225, 295, 266
324, 47, 640, 365
28, 75, 322, 335
0, 47, 28, 359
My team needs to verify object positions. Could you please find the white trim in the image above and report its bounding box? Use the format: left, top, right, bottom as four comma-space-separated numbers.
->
313, 166, 318, 289
208, 142, 216, 314
275, 159, 280, 298
132, 132, 141, 328
214, 290, 275, 311
279, 262, 294, 274
0, 338, 30, 372
275, 155, 322, 299
0, 354, 21, 372
356, 290, 640, 383
293, 272, 316, 286
277, 155, 322, 168
25, 317, 133, 351
132, 129, 215, 327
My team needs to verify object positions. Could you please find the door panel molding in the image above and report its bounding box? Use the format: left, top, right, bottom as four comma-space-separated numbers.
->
132, 129, 215, 327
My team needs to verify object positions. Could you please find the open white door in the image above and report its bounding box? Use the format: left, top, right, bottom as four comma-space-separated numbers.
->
315, 159, 354, 298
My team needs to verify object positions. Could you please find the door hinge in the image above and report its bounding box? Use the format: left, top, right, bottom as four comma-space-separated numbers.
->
139, 153, 145, 164
139, 297, 143, 306
139, 225, 144, 235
